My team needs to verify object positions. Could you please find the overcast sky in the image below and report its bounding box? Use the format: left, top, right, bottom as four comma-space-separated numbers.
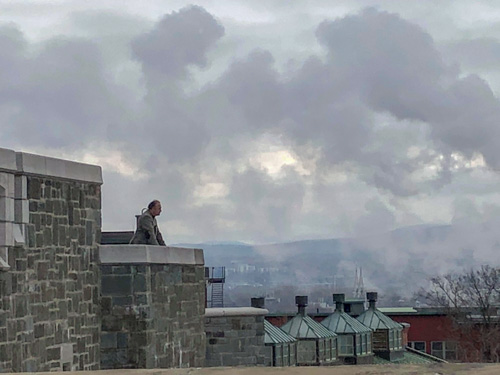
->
3, 1, 500, 250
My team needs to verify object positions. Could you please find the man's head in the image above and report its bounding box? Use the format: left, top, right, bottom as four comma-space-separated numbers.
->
148, 200, 162, 217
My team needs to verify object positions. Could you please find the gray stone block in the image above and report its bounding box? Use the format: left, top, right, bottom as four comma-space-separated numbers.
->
0, 196, 14, 222
132, 274, 147, 292
14, 199, 30, 224
101, 333, 117, 349
16, 152, 103, 184
162, 269, 182, 285
112, 265, 131, 274
102, 316, 121, 332
13, 223, 26, 245
99, 245, 205, 266
101, 275, 132, 295
100, 350, 128, 369
135, 293, 149, 306
61, 343, 73, 365
0, 173, 14, 199
46, 347, 61, 361
112, 296, 132, 306
101, 265, 113, 275
0, 222, 14, 247
27, 178, 41, 200
0, 148, 16, 172
14, 175, 27, 199
117, 333, 128, 349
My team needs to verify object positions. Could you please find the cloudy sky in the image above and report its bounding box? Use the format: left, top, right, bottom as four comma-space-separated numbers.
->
2, 0, 500, 248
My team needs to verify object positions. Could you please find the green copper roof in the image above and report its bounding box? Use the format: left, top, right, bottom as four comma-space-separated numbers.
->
356, 306, 403, 330
321, 310, 372, 334
281, 314, 338, 339
378, 307, 417, 314
264, 320, 296, 344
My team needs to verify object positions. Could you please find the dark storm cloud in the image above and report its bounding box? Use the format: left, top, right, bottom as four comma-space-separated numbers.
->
2, 4, 500, 251
192, 8, 449, 196
313, 8, 500, 187
444, 37, 500, 70
283, 57, 372, 163
316, 8, 445, 121
131, 5, 224, 81
22, 39, 117, 143
216, 50, 284, 127
0, 26, 124, 148
432, 75, 500, 162
128, 6, 225, 162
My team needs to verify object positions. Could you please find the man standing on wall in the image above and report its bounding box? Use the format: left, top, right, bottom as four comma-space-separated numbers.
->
130, 200, 166, 246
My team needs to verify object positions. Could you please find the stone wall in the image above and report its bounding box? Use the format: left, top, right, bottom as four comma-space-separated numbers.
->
205, 307, 267, 367
100, 245, 206, 369
0, 148, 102, 372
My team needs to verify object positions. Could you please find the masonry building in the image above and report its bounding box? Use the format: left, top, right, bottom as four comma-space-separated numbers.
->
0, 148, 102, 372
0, 148, 207, 372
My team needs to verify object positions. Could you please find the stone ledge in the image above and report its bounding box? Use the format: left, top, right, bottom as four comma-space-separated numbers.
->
99, 245, 204, 265
205, 307, 269, 318
0, 147, 17, 172
16, 152, 103, 184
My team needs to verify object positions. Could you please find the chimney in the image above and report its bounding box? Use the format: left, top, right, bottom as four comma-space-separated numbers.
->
332, 293, 345, 313
251, 297, 265, 309
296, 296, 308, 316
367, 292, 377, 309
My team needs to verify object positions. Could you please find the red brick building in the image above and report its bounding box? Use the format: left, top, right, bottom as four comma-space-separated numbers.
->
381, 307, 491, 362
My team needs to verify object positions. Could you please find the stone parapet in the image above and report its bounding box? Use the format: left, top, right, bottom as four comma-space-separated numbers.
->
0, 148, 17, 172
99, 245, 206, 370
0, 147, 102, 184
100, 244, 204, 265
206, 307, 269, 317
16, 152, 102, 183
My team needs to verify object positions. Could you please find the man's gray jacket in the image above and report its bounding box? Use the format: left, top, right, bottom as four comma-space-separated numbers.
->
130, 211, 166, 246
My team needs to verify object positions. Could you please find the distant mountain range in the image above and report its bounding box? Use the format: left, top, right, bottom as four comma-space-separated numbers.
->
175, 223, 493, 298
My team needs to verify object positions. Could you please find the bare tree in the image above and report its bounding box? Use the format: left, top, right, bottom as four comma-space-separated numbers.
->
420, 265, 500, 362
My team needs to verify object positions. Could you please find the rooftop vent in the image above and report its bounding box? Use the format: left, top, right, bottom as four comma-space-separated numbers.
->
332, 293, 345, 313
367, 291, 377, 309
295, 296, 308, 316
